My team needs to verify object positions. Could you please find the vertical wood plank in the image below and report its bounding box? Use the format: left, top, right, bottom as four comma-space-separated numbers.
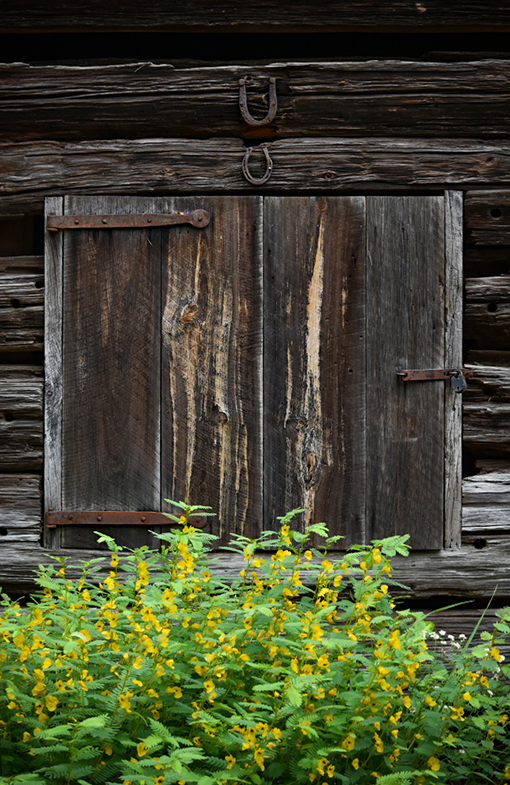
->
44, 196, 63, 549
366, 196, 445, 549
445, 190, 463, 549
264, 197, 366, 544
161, 197, 262, 544
61, 196, 161, 549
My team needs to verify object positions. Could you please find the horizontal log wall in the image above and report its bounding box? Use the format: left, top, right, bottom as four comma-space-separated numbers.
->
3, 61, 510, 142
1, 1, 510, 32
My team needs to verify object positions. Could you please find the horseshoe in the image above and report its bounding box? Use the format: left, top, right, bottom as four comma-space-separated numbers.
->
241, 146, 274, 186
239, 77, 278, 126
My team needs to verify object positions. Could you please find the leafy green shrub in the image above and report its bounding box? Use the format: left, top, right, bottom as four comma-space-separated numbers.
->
0, 503, 509, 785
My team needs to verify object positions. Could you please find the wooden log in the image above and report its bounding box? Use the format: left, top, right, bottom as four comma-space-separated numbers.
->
1, 1, 510, 32
464, 304, 510, 350
465, 189, 510, 229
4, 138, 510, 214
463, 402, 510, 455
0, 474, 41, 545
464, 364, 510, 401
1, 541, 510, 597
4, 61, 510, 141
466, 229, 510, 245
462, 470, 510, 534
0, 369, 43, 470
0, 256, 44, 308
465, 274, 510, 301
0, 304, 43, 352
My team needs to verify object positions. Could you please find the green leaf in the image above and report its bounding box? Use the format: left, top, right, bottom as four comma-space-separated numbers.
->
286, 686, 302, 706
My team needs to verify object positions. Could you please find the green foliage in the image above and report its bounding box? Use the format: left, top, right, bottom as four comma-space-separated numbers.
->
0, 503, 509, 785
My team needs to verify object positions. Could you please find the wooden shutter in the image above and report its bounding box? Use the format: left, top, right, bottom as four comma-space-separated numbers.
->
45, 192, 461, 551
263, 194, 462, 549
45, 196, 262, 548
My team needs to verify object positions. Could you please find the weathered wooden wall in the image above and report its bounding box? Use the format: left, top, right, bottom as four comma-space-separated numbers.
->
1, 52, 510, 665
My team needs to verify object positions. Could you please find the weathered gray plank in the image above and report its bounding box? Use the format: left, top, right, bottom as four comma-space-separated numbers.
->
463, 470, 510, 536
465, 274, 510, 300
0, 474, 41, 544
467, 349, 510, 367
1, 1, 510, 31
0, 256, 44, 308
444, 191, 463, 549
0, 369, 43, 470
60, 196, 161, 549
366, 196, 445, 549
162, 196, 262, 544
44, 197, 63, 549
263, 197, 366, 543
464, 364, 510, 401
4, 61, 510, 141
6, 139, 510, 214
463, 402, 510, 454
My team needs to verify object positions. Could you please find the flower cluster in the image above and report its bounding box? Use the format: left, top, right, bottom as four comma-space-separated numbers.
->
0, 502, 509, 785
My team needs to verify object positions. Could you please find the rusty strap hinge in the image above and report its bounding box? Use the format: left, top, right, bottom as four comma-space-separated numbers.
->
46, 210, 210, 232
397, 368, 472, 393
45, 510, 206, 529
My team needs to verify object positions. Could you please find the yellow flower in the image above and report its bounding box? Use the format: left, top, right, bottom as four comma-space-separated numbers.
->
352, 759, 360, 770
428, 757, 440, 772
23, 732, 31, 743
133, 656, 144, 670
137, 742, 149, 757
317, 759, 329, 776
425, 696, 436, 707
104, 745, 113, 756
119, 691, 133, 712
463, 692, 471, 701
341, 735, 355, 752
44, 695, 59, 712
403, 695, 411, 709
491, 647, 502, 662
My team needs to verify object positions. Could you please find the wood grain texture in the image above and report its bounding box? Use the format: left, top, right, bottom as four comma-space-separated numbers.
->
0, 474, 41, 545
464, 364, 510, 401
0, 369, 43, 470
0, 256, 44, 308
465, 189, 510, 229
263, 197, 366, 543
462, 470, 510, 534
465, 274, 510, 300
44, 197, 63, 549
5, 138, 510, 214
444, 191, 463, 549
366, 196, 445, 549
61, 196, 161, 549
4, 61, 510, 141
463, 402, 510, 455
1, 1, 510, 32
161, 196, 262, 544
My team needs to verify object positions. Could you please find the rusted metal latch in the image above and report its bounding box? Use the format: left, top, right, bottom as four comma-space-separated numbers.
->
45, 510, 207, 528
46, 210, 210, 232
397, 368, 472, 393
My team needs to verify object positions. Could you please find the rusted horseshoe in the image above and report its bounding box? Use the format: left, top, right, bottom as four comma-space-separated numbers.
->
239, 77, 277, 126
242, 146, 273, 186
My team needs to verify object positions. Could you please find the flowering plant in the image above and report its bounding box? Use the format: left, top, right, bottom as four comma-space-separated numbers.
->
0, 503, 509, 785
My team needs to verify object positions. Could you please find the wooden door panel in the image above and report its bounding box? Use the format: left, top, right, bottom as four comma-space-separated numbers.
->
161, 196, 263, 544
263, 196, 366, 543
61, 196, 162, 548
366, 196, 446, 549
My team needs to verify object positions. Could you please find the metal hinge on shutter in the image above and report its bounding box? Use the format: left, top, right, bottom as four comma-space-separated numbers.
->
46, 210, 210, 231
45, 511, 206, 528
